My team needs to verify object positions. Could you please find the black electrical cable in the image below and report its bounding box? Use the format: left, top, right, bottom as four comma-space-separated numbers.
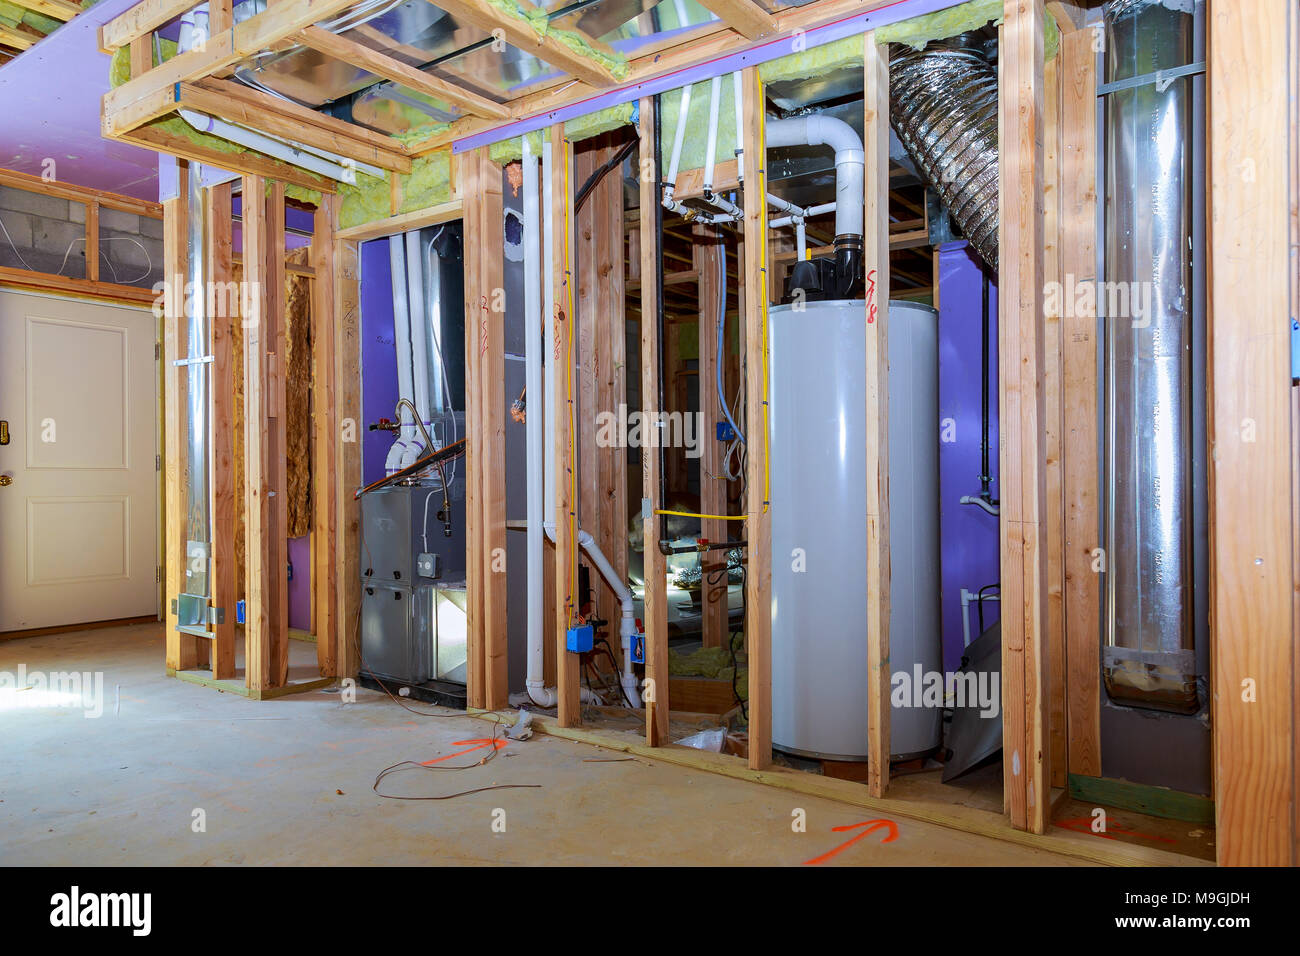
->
575, 136, 638, 212
978, 270, 998, 506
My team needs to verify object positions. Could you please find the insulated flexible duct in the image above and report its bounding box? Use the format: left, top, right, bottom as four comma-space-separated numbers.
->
1102, 0, 1200, 714
888, 33, 1000, 270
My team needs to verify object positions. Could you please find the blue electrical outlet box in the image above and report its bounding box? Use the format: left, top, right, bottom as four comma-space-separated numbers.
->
566, 623, 593, 653
630, 633, 645, 664
716, 420, 736, 442
235, 599, 246, 625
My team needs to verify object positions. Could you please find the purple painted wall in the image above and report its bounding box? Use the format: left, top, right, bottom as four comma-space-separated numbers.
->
287, 536, 311, 631
361, 238, 399, 486
937, 241, 1001, 672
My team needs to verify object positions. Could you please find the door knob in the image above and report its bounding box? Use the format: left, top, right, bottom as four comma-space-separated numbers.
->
0, 475, 11, 486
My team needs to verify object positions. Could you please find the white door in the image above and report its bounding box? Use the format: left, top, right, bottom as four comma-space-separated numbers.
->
0, 289, 158, 631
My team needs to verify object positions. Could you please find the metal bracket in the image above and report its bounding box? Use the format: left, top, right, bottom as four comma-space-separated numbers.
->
1097, 61, 1205, 97
171, 355, 215, 367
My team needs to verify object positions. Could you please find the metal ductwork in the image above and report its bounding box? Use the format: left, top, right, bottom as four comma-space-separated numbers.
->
177, 162, 212, 633
1101, 0, 1203, 714
888, 33, 1000, 271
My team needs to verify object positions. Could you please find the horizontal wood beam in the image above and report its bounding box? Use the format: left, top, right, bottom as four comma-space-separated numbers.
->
334, 198, 462, 240
102, 0, 360, 132
14, 0, 83, 21
101, 0, 201, 52
426, 0, 618, 87
0, 24, 39, 51
0, 166, 163, 218
0, 265, 156, 305
178, 81, 411, 172
118, 124, 335, 193
406, 0, 938, 157
696, 0, 776, 40
294, 25, 510, 120
193, 77, 405, 157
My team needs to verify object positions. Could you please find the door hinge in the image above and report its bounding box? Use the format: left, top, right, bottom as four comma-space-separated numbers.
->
156, 453, 161, 472
157, 565, 163, 584
154, 342, 161, 361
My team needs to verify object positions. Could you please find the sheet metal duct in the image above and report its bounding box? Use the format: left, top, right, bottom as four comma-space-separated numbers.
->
177, 163, 211, 629
888, 33, 1000, 270
1101, 0, 1201, 714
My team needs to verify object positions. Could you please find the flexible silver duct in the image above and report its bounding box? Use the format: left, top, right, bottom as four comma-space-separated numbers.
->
888, 33, 1000, 270
1102, 0, 1200, 714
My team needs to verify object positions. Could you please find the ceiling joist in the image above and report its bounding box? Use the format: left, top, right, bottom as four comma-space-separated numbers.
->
695, 0, 777, 40
294, 24, 510, 120
423, 0, 619, 87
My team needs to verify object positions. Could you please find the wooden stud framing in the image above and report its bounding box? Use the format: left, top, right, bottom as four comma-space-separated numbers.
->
863, 32, 891, 799
294, 26, 510, 120
424, 0, 618, 87
1059, 26, 1101, 780
312, 195, 340, 677
695, 223, 728, 650
461, 148, 507, 710
242, 175, 289, 691
83, 202, 100, 284
334, 238, 362, 680
997, 0, 1050, 834
1207, 0, 1295, 867
480, 157, 508, 711
741, 67, 772, 771
639, 97, 670, 745
464, 152, 486, 710
208, 180, 238, 680
177, 81, 411, 173
550, 125, 581, 727
1042, 51, 1068, 790
695, 0, 776, 40
163, 162, 201, 672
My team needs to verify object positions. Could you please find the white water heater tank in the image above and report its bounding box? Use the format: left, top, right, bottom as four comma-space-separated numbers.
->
769, 298, 942, 761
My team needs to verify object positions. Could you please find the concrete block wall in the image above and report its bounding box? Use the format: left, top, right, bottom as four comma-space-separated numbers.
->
0, 184, 164, 288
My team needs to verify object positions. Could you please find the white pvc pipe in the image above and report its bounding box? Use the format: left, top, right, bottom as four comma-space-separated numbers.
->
522, 137, 548, 708
541, 137, 557, 527
765, 115, 864, 239
703, 75, 722, 193
664, 81, 692, 201
178, 110, 358, 184
575, 528, 642, 708
404, 230, 430, 466
733, 71, 744, 180
387, 235, 415, 475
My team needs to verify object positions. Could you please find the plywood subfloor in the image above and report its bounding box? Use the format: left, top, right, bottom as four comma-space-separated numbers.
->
0, 623, 1093, 866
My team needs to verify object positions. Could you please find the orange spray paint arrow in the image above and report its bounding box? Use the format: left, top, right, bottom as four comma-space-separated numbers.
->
803, 818, 899, 865
420, 738, 508, 767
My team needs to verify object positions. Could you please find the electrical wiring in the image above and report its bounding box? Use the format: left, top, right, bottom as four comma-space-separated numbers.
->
0, 214, 154, 285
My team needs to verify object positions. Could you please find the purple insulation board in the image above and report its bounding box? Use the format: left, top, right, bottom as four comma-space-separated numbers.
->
287, 536, 311, 631
937, 241, 1000, 673
360, 239, 400, 487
